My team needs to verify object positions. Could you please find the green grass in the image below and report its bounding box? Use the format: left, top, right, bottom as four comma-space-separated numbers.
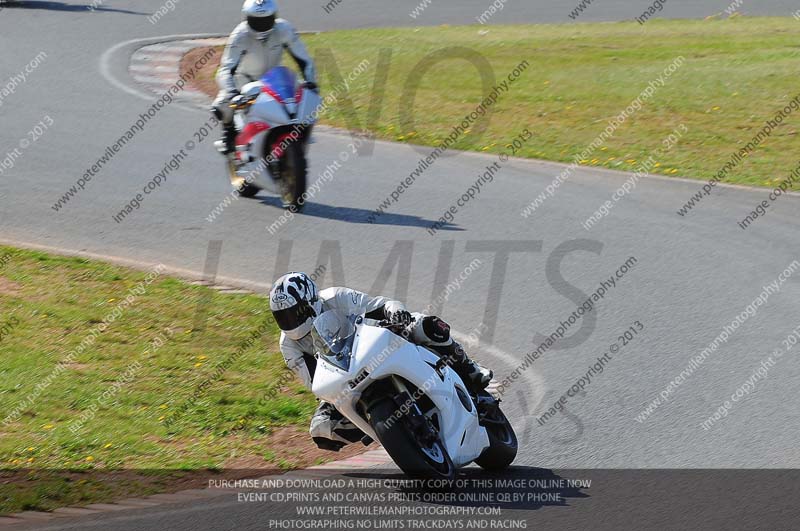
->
0, 247, 317, 514
297, 18, 800, 187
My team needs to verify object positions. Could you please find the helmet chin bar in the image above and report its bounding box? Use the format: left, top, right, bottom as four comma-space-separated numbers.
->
247, 13, 275, 37
284, 319, 313, 341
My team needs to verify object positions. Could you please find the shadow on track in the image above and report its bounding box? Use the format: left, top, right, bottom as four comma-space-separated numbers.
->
1, 0, 149, 15
257, 195, 464, 231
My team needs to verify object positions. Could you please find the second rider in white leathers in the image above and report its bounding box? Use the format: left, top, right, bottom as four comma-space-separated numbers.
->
212, 0, 317, 153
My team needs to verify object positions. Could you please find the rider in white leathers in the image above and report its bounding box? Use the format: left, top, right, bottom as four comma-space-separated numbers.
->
212, 0, 317, 153
269, 272, 493, 451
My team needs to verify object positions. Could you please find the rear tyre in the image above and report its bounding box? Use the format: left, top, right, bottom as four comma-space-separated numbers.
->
474, 395, 517, 471
226, 160, 260, 198
366, 398, 455, 481
236, 181, 260, 198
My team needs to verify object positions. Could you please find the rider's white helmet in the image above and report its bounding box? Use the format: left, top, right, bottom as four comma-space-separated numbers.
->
242, 0, 277, 40
269, 272, 322, 340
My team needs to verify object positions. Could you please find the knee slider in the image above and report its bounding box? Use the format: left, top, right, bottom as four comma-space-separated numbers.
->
312, 437, 345, 452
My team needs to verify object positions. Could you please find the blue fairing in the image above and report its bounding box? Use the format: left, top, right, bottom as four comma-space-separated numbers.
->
261, 66, 297, 101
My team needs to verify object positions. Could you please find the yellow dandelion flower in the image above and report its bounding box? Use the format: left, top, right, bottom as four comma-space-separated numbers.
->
712, 106, 721, 111
194, 362, 203, 368
104, 443, 113, 449
579, 159, 589, 164
85, 456, 94, 462
159, 404, 168, 409
158, 415, 165, 421
27, 457, 34, 463
600, 147, 608, 151
43, 424, 54, 430
26, 447, 35, 452
654, 162, 661, 167
108, 299, 116, 303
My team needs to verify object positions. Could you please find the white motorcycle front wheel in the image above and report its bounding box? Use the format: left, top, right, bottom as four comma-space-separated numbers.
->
366, 398, 456, 481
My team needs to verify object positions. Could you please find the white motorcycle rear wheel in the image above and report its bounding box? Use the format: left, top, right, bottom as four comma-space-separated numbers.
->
474, 392, 517, 471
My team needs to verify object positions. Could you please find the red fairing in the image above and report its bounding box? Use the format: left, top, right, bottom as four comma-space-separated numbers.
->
236, 121, 270, 147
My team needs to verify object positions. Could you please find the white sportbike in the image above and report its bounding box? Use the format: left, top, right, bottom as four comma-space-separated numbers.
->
219, 65, 321, 210
311, 310, 517, 480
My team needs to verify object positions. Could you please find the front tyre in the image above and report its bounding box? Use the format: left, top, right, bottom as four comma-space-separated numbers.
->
367, 398, 455, 481
474, 394, 517, 471
277, 142, 307, 211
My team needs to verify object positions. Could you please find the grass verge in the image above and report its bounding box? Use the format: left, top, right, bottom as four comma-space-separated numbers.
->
186, 18, 800, 188
0, 247, 363, 515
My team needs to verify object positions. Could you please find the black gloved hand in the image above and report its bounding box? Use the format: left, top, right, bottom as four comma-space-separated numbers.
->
303, 81, 319, 93
388, 309, 413, 327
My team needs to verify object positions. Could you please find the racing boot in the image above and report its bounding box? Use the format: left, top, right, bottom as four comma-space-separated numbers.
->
430, 341, 493, 392
310, 401, 365, 452
214, 123, 238, 155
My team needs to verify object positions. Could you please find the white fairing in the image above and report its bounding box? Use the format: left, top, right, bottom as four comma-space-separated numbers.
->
241, 79, 322, 128
312, 322, 489, 468
232, 80, 321, 191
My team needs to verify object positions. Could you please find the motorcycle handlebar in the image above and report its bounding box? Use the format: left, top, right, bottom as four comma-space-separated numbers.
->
375, 317, 415, 335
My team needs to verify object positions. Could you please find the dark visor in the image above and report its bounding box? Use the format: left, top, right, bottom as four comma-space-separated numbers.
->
248, 15, 275, 33
273, 302, 314, 332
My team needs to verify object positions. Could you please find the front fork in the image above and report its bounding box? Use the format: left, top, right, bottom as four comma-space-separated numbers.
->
390, 376, 439, 447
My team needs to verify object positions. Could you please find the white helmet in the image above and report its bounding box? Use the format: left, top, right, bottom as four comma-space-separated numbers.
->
242, 0, 277, 40
269, 272, 322, 340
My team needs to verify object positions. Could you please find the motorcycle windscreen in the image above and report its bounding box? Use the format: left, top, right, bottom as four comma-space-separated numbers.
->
261, 66, 297, 102
311, 310, 356, 371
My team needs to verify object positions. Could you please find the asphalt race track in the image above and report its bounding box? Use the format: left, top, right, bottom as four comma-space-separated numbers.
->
1, 1, 799, 529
